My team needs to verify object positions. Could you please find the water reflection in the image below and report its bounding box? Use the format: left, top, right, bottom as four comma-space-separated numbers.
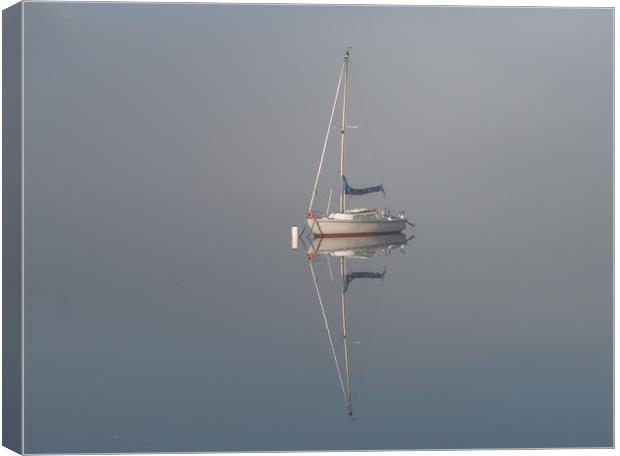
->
307, 233, 411, 260
299, 234, 413, 417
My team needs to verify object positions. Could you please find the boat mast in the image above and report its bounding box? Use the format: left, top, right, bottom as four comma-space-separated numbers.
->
341, 256, 353, 415
339, 48, 350, 213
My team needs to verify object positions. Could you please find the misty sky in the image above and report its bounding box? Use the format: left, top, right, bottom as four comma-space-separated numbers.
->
21, 4, 612, 452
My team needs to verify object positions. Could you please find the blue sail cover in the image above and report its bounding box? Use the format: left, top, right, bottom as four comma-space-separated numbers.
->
343, 269, 386, 293
342, 176, 384, 196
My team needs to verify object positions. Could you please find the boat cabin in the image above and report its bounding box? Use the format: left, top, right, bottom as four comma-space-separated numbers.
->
328, 209, 380, 221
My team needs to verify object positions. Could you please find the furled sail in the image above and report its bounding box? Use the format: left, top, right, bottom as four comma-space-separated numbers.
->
343, 268, 386, 294
342, 176, 384, 196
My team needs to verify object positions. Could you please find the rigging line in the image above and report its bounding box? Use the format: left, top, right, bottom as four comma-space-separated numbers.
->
326, 255, 335, 281
326, 188, 333, 215
308, 62, 346, 214
309, 260, 348, 407
349, 62, 393, 210
299, 223, 308, 239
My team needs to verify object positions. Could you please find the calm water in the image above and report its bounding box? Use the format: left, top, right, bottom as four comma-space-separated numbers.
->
22, 4, 612, 452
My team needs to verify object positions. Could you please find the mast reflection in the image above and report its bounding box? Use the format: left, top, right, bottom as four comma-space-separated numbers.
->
304, 233, 413, 417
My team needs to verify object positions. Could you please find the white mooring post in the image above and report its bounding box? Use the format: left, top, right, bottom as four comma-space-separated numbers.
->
291, 225, 299, 249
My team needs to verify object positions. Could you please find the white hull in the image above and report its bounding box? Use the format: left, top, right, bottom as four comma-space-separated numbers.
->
308, 217, 406, 237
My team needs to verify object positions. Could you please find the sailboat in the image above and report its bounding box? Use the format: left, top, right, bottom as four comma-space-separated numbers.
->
306, 234, 412, 416
307, 48, 408, 238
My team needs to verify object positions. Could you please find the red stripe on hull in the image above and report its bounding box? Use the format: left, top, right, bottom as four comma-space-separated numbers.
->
314, 230, 404, 238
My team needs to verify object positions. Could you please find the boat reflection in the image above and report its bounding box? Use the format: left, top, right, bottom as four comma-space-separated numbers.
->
303, 233, 413, 417
307, 233, 410, 260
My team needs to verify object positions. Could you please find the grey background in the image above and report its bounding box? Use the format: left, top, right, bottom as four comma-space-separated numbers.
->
22, 3, 612, 452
